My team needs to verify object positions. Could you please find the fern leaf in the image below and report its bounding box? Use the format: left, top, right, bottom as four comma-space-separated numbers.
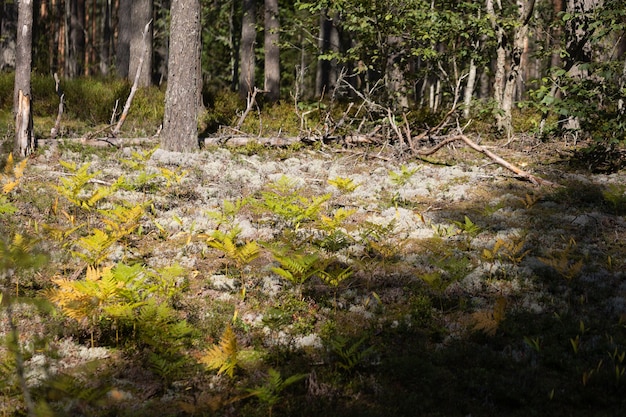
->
3, 152, 14, 175
200, 325, 239, 378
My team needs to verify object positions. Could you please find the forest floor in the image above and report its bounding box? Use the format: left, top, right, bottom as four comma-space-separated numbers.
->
2, 134, 626, 417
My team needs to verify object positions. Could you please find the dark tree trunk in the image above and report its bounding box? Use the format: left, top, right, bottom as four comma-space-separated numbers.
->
239, 0, 256, 99
129, 0, 153, 86
161, 0, 202, 152
0, 0, 17, 71
67, 0, 85, 77
99, 0, 112, 75
116, 0, 131, 78
315, 11, 339, 97
264, 0, 279, 102
14, 0, 33, 157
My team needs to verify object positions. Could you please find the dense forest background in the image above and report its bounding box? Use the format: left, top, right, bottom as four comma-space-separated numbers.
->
1, 0, 625, 144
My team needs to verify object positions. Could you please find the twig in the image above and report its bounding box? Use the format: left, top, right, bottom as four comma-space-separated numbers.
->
235, 87, 264, 130
112, 19, 152, 137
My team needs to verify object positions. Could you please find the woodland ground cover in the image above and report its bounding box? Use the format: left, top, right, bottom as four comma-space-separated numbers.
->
2, 77, 626, 416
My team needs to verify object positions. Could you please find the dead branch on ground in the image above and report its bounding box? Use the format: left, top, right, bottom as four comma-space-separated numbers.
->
416, 134, 559, 187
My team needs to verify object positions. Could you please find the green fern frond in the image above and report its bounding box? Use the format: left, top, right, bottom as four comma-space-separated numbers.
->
72, 228, 116, 266
270, 249, 320, 285
327, 176, 360, 193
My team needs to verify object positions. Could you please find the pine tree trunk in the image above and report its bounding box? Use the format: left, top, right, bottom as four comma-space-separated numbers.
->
116, 0, 131, 78
386, 35, 408, 109
315, 11, 339, 97
264, 0, 280, 102
161, 0, 201, 152
239, 0, 256, 99
129, 0, 152, 86
14, 0, 33, 157
99, 0, 112, 75
67, 0, 85, 77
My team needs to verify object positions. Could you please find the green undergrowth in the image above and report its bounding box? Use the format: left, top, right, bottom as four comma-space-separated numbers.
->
1, 144, 626, 417
0, 72, 165, 138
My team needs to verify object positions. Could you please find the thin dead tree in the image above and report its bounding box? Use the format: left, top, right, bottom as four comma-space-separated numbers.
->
50, 73, 65, 139
112, 19, 152, 137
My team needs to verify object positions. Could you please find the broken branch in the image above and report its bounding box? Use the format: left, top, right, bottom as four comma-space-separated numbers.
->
416, 134, 559, 187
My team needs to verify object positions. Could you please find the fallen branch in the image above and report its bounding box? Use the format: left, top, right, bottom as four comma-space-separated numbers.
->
112, 19, 152, 137
416, 134, 560, 187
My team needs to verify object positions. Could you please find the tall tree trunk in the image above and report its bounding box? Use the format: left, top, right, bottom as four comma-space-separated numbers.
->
67, 0, 85, 77
129, 0, 153, 86
116, 0, 131, 78
0, 0, 17, 71
239, 0, 256, 99
14, 0, 33, 157
550, 0, 565, 69
99, 0, 112, 75
230, 0, 239, 91
161, 0, 201, 152
315, 11, 339, 97
463, 56, 478, 119
487, 0, 535, 137
385, 35, 408, 109
264, 0, 279, 102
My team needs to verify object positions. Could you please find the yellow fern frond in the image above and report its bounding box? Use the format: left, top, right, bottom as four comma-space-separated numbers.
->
13, 158, 27, 180
3, 153, 14, 175
2, 180, 19, 194
472, 297, 507, 337
200, 325, 239, 378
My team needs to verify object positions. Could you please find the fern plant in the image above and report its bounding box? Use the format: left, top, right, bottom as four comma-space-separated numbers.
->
205, 197, 249, 229
389, 165, 419, 186
327, 176, 360, 193
255, 175, 331, 231
538, 238, 584, 281
206, 227, 260, 291
56, 160, 125, 211
200, 325, 239, 378
329, 335, 375, 373
246, 369, 307, 417
269, 245, 321, 298
472, 297, 507, 337
48, 263, 188, 347
0, 153, 27, 215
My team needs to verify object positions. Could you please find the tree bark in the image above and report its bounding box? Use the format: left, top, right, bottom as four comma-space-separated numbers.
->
315, 11, 339, 97
116, 0, 131, 78
67, 0, 85, 77
161, 0, 202, 152
129, 0, 153, 86
239, 0, 256, 99
99, 0, 112, 75
386, 35, 408, 109
463, 56, 478, 119
14, 0, 33, 157
264, 0, 280, 102
487, 0, 535, 137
